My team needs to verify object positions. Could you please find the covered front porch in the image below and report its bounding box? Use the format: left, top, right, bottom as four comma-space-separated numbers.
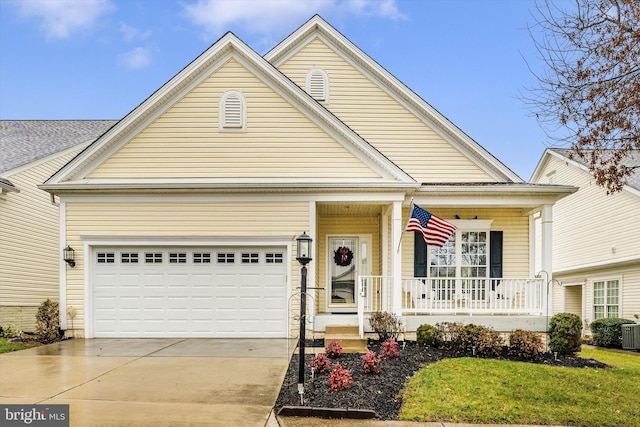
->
356, 275, 547, 337
303, 184, 573, 338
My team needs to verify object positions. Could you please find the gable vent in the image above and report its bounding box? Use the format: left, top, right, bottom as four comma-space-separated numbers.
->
307, 69, 328, 102
220, 90, 245, 130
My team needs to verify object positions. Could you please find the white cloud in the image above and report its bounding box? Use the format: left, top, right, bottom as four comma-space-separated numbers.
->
13, 0, 114, 40
119, 47, 152, 69
120, 22, 152, 42
183, 0, 405, 40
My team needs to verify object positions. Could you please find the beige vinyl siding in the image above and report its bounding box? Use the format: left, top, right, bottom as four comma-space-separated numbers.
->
556, 264, 640, 329
541, 156, 640, 271
277, 39, 495, 183
0, 152, 80, 331
400, 208, 530, 279
563, 285, 583, 317
63, 200, 310, 334
316, 215, 381, 312
88, 58, 378, 180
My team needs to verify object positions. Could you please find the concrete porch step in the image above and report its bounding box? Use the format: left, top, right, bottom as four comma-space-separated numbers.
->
324, 325, 368, 353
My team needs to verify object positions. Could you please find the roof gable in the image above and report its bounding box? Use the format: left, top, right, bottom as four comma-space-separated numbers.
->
531, 148, 640, 196
44, 32, 414, 191
265, 15, 522, 183
86, 57, 383, 181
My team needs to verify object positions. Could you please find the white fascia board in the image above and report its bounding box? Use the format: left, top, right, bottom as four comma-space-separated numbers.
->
266, 16, 522, 183
39, 177, 420, 192
62, 192, 408, 204
0, 181, 19, 194
59, 191, 408, 204
413, 183, 577, 208
554, 254, 640, 275
529, 149, 554, 183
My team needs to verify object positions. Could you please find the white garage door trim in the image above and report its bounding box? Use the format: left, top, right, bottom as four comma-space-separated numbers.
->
83, 236, 293, 338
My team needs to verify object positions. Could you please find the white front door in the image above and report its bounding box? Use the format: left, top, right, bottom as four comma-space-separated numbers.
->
327, 236, 371, 313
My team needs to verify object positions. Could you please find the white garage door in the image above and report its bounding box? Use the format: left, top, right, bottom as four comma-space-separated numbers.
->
91, 246, 287, 338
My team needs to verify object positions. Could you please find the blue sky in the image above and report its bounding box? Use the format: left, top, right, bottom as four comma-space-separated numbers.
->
0, 0, 553, 180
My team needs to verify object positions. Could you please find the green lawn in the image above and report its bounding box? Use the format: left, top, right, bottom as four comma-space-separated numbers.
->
0, 337, 39, 353
400, 348, 640, 427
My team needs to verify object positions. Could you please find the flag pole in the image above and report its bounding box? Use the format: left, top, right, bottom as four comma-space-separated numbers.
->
396, 198, 414, 254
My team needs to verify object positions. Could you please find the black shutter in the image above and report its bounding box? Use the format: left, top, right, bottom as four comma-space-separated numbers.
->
490, 231, 503, 290
414, 233, 427, 277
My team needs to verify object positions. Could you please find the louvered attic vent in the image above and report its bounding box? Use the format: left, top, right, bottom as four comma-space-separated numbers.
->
307, 69, 327, 101
220, 90, 245, 130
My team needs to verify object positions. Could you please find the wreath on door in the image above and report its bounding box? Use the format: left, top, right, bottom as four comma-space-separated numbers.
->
334, 246, 353, 267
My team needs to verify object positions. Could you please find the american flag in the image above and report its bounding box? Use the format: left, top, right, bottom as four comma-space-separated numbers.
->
406, 204, 456, 247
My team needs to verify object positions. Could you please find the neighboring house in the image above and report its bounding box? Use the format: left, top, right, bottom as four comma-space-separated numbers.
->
0, 120, 116, 331
40, 16, 576, 339
531, 149, 640, 334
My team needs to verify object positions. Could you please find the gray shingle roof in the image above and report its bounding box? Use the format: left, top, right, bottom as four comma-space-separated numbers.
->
0, 120, 116, 174
550, 148, 640, 192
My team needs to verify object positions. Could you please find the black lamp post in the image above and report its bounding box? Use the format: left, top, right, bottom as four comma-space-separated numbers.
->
295, 232, 312, 398
63, 246, 76, 268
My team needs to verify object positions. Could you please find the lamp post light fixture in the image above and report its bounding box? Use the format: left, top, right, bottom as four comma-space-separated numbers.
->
295, 232, 312, 401
63, 246, 76, 268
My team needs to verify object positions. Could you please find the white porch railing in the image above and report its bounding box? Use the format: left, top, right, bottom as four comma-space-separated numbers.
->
358, 275, 545, 337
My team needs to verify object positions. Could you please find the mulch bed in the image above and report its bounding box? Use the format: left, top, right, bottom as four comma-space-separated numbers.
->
275, 340, 609, 420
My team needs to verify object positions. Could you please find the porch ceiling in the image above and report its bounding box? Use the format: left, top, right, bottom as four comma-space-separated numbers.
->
317, 203, 384, 217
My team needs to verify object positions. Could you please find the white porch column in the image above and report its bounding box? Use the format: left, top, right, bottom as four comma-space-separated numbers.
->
541, 204, 553, 317
392, 201, 403, 316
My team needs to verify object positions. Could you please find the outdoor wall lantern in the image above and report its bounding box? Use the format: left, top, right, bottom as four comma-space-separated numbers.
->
63, 245, 76, 268
295, 232, 313, 401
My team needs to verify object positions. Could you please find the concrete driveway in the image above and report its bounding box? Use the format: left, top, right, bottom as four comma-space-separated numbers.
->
0, 338, 292, 427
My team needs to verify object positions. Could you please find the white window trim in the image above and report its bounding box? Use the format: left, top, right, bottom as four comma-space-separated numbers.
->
219, 90, 246, 131
591, 276, 622, 319
306, 68, 328, 102
427, 220, 493, 279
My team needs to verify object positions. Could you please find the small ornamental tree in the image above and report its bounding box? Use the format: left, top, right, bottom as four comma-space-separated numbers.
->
329, 364, 353, 391
361, 351, 380, 374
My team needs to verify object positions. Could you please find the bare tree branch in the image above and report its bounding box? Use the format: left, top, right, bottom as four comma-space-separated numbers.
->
522, 0, 640, 193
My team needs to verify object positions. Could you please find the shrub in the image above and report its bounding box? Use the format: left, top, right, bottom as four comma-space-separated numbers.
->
590, 318, 636, 348
309, 353, 330, 374
416, 323, 443, 347
368, 311, 403, 341
437, 322, 466, 350
475, 326, 504, 357
329, 363, 353, 391
361, 351, 380, 374
35, 299, 61, 344
0, 325, 18, 338
325, 340, 343, 358
548, 312, 582, 355
508, 329, 543, 359
381, 338, 400, 359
